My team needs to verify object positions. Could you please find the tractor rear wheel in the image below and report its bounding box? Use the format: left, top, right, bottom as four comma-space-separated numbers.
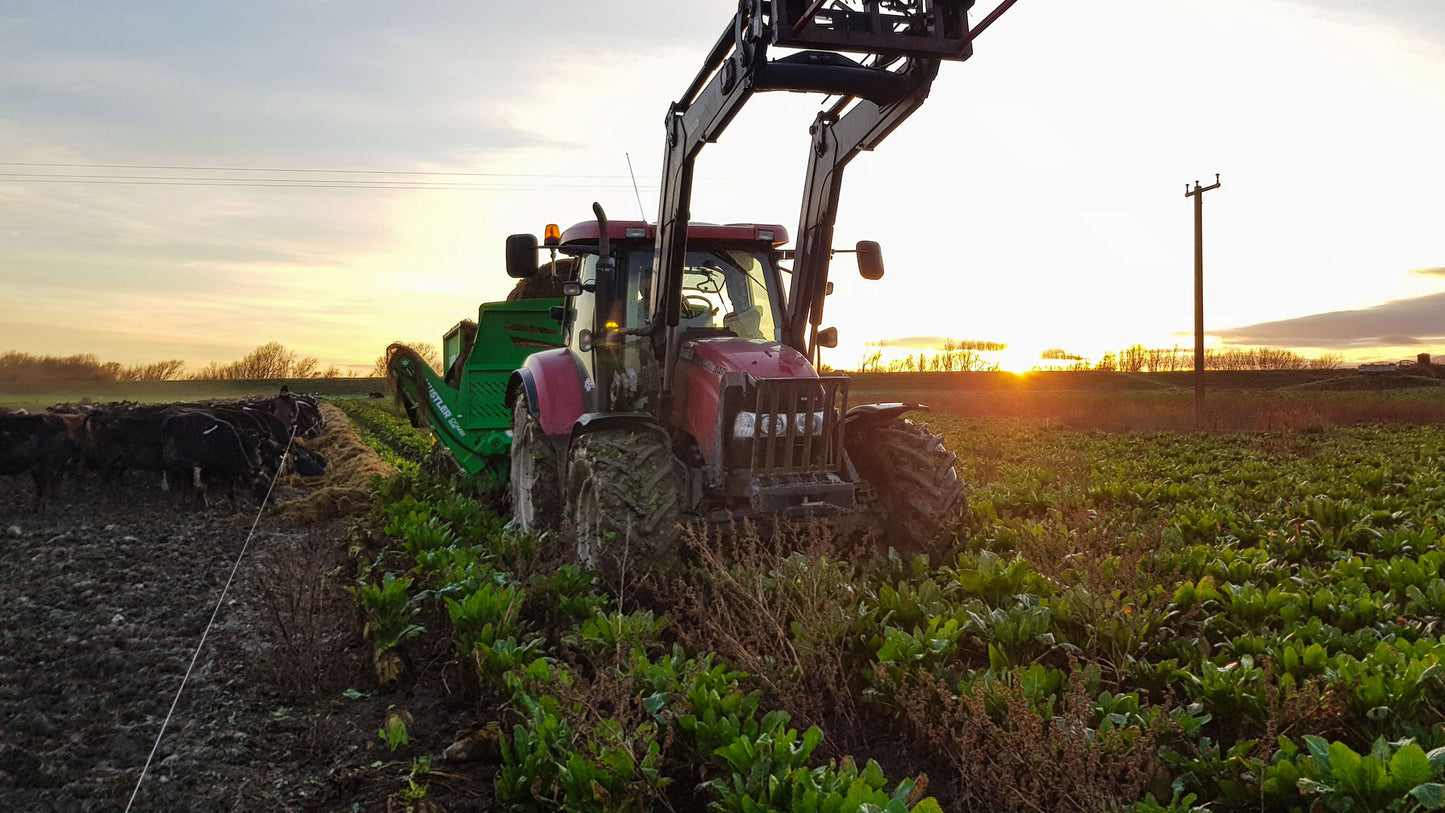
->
848, 418, 965, 555
567, 428, 683, 582
509, 392, 564, 534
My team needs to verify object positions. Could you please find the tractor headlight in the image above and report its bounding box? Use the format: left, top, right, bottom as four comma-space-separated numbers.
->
731, 411, 826, 439
732, 411, 757, 439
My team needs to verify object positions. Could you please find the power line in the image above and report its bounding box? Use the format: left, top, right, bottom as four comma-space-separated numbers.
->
0, 171, 639, 186
0, 174, 659, 192
0, 160, 650, 180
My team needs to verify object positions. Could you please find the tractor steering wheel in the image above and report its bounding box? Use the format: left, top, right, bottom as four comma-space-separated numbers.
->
682, 295, 716, 321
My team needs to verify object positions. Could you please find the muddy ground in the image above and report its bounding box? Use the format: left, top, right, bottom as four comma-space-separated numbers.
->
0, 415, 495, 811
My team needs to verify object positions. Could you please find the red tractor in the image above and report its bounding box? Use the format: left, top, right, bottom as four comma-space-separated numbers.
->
497, 0, 1006, 575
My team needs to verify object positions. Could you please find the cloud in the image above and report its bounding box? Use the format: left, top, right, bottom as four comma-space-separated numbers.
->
1215, 290, 1445, 348
0, 4, 582, 168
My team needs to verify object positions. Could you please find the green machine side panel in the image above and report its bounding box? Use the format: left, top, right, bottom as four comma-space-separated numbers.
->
458, 298, 563, 432
443, 322, 467, 374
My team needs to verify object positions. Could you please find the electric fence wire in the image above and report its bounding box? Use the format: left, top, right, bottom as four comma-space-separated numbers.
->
124, 423, 299, 813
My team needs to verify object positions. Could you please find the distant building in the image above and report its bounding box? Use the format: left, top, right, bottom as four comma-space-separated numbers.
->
1358, 362, 1397, 374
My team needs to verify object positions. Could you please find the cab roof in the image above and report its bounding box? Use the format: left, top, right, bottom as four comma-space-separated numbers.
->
558, 220, 789, 246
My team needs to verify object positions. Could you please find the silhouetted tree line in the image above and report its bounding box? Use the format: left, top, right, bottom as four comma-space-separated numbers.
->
0, 342, 353, 382
857, 339, 1003, 373
0, 352, 186, 383
190, 341, 345, 380
1088, 344, 1344, 373
845, 342, 1347, 374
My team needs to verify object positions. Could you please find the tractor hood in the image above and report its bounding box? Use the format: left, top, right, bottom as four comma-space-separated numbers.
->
672, 336, 818, 465
678, 336, 817, 379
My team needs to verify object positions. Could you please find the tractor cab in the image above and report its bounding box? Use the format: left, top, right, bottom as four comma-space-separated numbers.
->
508, 219, 794, 416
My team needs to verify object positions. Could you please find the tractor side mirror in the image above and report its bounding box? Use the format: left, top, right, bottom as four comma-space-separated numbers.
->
561, 281, 583, 297
506, 234, 540, 278
856, 240, 884, 280
815, 327, 838, 348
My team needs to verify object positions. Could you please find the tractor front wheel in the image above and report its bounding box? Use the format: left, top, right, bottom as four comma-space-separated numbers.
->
509, 391, 564, 534
567, 428, 683, 583
848, 418, 965, 555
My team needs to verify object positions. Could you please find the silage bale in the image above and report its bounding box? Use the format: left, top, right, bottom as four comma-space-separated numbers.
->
272, 403, 394, 522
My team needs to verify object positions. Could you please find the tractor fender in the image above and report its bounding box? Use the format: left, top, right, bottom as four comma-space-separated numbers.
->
507, 348, 587, 436
570, 412, 670, 446
842, 402, 929, 438
568, 413, 674, 463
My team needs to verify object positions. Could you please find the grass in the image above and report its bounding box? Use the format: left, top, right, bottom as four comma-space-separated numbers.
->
847, 376, 1445, 434
0, 377, 389, 408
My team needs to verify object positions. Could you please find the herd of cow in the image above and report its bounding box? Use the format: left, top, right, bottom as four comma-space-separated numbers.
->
0, 392, 328, 513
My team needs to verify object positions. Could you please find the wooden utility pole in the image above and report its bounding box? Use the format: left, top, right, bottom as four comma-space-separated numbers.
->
1185, 174, 1220, 419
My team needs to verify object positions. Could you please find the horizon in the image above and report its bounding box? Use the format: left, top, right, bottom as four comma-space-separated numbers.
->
4, 337, 1437, 381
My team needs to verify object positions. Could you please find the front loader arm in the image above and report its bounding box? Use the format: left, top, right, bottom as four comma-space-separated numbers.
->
784, 0, 1033, 355
783, 55, 943, 356
652, 15, 766, 355
651, 0, 986, 406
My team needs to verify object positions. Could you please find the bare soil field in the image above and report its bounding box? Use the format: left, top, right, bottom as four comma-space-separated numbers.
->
0, 411, 491, 811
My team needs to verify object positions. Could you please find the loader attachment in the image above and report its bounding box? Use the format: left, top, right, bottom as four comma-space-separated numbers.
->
387, 298, 563, 480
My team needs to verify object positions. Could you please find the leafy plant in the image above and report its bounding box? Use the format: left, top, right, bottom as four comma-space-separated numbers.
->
1285, 735, 1445, 811
356, 572, 424, 684
378, 707, 413, 751
497, 690, 669, 811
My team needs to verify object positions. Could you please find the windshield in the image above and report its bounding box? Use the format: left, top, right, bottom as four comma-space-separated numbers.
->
623, 243, 782, 341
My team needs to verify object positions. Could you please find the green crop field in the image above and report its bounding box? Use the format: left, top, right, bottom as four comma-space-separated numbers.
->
331, 386, 1445, 813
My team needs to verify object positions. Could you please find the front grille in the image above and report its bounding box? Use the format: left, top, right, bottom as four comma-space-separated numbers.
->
722, 375, 848, 475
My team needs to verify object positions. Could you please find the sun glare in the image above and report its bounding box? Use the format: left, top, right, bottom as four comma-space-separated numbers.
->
992, 345, 1045, 374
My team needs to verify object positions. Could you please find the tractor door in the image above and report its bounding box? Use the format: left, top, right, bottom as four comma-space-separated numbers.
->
564, 255, 601, 412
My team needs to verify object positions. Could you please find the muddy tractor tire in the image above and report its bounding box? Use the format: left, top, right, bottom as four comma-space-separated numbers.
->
509, 391, 564, 534
848, 418, 965, 554
566, 428, 683, 581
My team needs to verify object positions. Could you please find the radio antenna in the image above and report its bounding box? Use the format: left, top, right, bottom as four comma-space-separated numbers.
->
625, 152, 647, 222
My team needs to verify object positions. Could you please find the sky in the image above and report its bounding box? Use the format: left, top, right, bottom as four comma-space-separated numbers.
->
1, 0, 1442, 374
